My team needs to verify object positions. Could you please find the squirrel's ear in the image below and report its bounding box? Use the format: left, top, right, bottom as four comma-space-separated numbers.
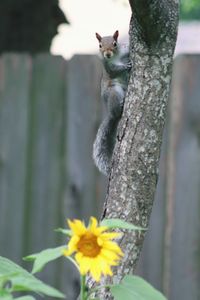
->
113, 30, 119, 41
95, 32, 102, 42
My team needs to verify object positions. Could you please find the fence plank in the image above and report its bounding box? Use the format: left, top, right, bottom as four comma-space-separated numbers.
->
0, 54, 31, 264
23, 54, 66, 293
166, 55, 200, 300
64, 55, 103, 221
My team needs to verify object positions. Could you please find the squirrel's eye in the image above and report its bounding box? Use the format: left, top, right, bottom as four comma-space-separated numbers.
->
113, 41, 117, 47
99, 43, 102, 48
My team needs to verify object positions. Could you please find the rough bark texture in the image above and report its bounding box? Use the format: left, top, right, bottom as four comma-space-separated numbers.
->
97, 0, 179, 298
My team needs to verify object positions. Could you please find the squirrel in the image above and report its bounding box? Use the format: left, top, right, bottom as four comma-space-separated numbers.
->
93, 30, 131, 176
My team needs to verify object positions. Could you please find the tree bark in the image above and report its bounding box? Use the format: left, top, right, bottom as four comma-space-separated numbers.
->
99, 0, 179, 298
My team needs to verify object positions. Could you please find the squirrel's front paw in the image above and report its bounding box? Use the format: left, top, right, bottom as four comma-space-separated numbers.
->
126, 61, 132, 70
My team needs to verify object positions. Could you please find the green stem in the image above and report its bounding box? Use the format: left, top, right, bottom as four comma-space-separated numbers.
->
80, 275, 87, 300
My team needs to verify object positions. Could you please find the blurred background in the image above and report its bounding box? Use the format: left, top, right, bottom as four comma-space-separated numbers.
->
0, 0, 200, 299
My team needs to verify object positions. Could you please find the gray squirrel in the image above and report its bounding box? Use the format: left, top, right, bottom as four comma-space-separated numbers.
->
93, 30, 131, 176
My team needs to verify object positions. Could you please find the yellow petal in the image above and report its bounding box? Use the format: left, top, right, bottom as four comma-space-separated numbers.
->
67, 235, 79, 251
75, 252, 83, 264
67, 219, 87, 236
78, 256, 91, 275
95, 256, 113, 276
100, 248, 121, 262
89, 217, 108, 236
101, 232, 122, 240
63, 235, 79, 256
103, 241, 124, 256
89, 217, 98, 230
90, 259, 101, 281
63, 248, 74, 256
93, 226, 108, 236
97, 237, 103, 246
101, 262, 113, 276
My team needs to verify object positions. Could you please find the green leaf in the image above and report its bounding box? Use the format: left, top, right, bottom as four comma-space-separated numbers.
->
100, 219, 146, 231
11, 276, 65, 298
15, 297, 35, 300
0, 273, 19, 280
0, 289, 13, 299
55, 228, 72, 236
0, 256, 65, 298
0, 295, 13, 300
0, 272, 19, 287
110, 275, 167, 300
0, 257, 23, 277
24, 246, 66, 274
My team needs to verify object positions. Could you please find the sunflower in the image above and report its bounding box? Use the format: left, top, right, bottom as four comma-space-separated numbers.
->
63, 217, 123, 281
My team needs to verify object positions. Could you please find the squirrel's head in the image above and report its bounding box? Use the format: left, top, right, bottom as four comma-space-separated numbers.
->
95, 30, 119, 60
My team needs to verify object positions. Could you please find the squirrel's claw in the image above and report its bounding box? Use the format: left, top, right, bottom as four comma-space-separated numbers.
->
126, 61, 132, 70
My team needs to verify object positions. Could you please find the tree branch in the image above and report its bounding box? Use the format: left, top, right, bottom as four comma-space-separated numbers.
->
98, 0, 179, 299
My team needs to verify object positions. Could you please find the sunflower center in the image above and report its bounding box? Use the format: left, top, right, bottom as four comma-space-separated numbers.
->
77, 232, 101, 257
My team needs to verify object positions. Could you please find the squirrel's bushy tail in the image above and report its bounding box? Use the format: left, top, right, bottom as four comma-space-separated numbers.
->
93, 116, 120, 176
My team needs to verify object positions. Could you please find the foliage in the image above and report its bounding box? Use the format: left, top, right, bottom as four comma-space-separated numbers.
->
0, 217, 166, 300
100, 218, 146, 231
0, 256, 65, 299
114, 0, 200, 20
180, 0, 200, 20
24, 246, 66, 274
0, 0, 68, 53
110, 275, 166, 300
24, 217, 166, 300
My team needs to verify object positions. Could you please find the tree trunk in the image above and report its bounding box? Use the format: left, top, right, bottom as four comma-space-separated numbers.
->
99, 0, 179, 298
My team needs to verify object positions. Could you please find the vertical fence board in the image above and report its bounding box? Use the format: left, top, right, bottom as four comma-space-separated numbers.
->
0, 54, 31, 264
61, 55, 102, 299
167, 55, 200, 300
64, 55, 102, 221
23, 54, 66, 292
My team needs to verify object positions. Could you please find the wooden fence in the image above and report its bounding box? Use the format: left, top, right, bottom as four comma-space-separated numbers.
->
0, 54, 199, 300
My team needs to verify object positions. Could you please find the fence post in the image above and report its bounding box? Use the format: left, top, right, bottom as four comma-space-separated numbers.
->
23, 54, 67, 291
164, 54, 200, 300
0, 54, 31, 264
